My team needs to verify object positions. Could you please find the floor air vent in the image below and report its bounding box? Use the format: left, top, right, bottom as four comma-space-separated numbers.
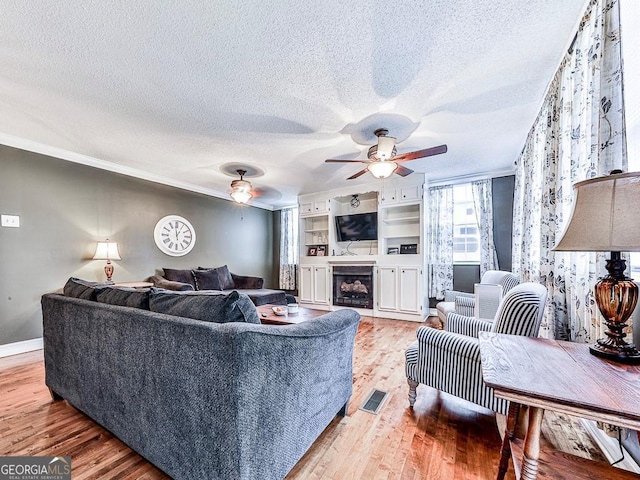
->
359, 389, 388, 414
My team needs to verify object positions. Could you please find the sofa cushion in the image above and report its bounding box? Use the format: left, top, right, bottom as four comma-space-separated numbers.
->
63, 277, 107, 300
198, 265, 234, 290
192, 269, 222, 291
147, 275, 194, 291
149, 289, 260, 324
96, 286, 150, 310
237, 289, 287, 306
162, 268, 197, 289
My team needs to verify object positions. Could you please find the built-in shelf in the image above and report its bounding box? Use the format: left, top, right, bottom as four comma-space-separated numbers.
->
383, 215, 420, 224
305, 227, 328, 233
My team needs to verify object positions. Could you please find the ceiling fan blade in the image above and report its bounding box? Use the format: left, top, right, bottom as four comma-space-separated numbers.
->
325, 159, 371, 163
393, 144, 448, 162
347, 168, 369, 180
394, 164, 414, 177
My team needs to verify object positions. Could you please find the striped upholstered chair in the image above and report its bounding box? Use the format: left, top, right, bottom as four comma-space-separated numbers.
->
406, 282, 547, 414
435, 271, 520, 324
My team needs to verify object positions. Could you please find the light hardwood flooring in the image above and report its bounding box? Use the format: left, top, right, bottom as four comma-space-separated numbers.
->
1, 315, 605, 479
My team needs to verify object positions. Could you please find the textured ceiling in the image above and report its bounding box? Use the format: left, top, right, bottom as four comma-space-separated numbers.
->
0, 0, 588, 209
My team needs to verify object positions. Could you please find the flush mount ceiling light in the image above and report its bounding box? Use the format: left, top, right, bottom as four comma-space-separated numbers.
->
230, 169, 253, 204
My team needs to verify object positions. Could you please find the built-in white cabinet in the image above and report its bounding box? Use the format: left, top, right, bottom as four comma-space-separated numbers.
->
298, 176, 426, 321
300, 199, 330, 217
380, 185, 421, 205
299, 264, 330, 305
378, 266, 399, 311
377, 265, 422, 314
399, 266, 421, 313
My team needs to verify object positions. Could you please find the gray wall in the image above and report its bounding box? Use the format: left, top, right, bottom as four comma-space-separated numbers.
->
0, 145, 275, 346
492, 175, 514, 272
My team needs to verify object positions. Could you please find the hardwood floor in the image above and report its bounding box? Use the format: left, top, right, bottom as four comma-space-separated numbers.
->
0, 316, 604, 479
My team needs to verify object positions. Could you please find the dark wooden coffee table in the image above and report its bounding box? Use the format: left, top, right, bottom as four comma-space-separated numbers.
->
256, 304, 327, 325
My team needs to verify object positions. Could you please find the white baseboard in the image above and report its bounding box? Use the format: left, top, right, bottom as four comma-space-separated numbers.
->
0, 338, 43, 358
428, 308, 437, 317
580, 419, 640, 473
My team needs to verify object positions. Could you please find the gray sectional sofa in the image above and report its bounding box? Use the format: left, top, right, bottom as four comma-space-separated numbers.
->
148, 264, 288, 306
42, 280, 360, 480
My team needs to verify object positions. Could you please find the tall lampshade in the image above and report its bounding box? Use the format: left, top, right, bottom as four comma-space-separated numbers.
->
93, 239, 121, 284
230, 169, 253, 204
368, 161, 398, 179
553, 170, 640, 363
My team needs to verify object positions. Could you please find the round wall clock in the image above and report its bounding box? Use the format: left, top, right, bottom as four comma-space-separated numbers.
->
153, 215, 196, 256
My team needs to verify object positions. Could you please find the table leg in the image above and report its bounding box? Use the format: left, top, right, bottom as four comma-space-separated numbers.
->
497, 402, 521, 480
521, 406, 544, 480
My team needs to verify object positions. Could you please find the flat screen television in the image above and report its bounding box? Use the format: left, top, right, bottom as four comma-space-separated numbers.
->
335, 212, 378, 242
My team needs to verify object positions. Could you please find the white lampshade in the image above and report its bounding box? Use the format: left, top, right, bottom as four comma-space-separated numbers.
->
553, 171, 640, 252
376, 136, 397, 160
368, 161, 398, 179
93, 240, 121, 260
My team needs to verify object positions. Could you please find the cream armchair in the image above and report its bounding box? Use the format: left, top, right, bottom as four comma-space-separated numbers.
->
406, 282, 547, 414
435, 270, 520, 324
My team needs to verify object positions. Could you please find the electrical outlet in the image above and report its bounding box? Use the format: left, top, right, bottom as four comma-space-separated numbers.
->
1, 214, 20, 228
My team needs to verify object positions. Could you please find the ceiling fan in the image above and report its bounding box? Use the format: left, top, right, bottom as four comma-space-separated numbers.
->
325, 129, 447, 180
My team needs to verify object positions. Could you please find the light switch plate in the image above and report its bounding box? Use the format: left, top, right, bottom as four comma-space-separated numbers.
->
1, 214, 20, 227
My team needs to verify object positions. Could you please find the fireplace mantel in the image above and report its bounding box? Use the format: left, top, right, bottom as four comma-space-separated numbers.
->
328, 259, 377, 265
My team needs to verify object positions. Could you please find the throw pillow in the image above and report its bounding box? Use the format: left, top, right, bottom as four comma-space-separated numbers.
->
147, 275, 195, 291
96, 286, 150, 310
149, 289, 260, 324
162, 268, 197, 289
63, 277, 107, 300
198, 265, 234, 290
192, 269, 222, 291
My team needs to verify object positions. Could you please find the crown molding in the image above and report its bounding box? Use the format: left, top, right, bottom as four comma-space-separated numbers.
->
0, 133, 273, 211
426, 167, 516, 187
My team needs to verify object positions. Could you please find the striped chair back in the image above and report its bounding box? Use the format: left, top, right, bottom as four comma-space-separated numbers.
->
499, 273, 520, 294
481, 271, 519, 292
490, 282, 548, 337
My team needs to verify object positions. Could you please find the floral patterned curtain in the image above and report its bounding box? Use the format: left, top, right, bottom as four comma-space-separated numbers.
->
512, 0, 627, 340
279, 206, 299, 290
471, 179, 499, 276
427, 185, 454, 300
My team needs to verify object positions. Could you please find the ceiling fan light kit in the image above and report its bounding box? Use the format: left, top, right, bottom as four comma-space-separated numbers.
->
368, 161, 398, 179
230, 169, 253, 204
325, 128, 447, 180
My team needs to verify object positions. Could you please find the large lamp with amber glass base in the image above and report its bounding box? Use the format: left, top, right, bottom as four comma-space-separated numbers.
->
554, 171, 640, 364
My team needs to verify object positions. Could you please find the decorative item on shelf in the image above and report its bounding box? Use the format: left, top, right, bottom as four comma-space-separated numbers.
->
553, 170, 640, 364
307, 246, 317, 256
350, 194, 361, 208
400, 244, 417, 254
93, 239, 121, 284
317, 245, 327, 256
230, 169, 253, 204
387, 247, 399, 255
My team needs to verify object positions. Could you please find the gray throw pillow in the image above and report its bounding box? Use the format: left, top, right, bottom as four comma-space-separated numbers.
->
96, 286, 150, 310
198, 265, 234, 290
162, 268, 197, 289
149, 289, 260, 324
63, 277, 107, 300
192, 269, 222, 291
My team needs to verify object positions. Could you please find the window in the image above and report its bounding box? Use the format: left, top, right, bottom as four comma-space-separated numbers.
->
621, 0, 640, 274
452, 184, 480, 263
